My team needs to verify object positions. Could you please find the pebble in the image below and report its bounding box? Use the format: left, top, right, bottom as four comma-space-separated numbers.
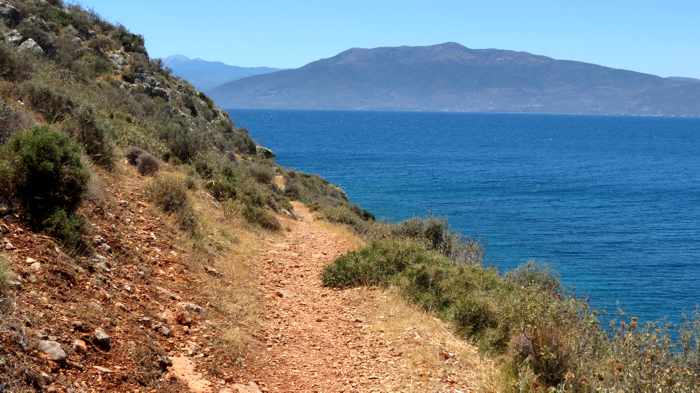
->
93, 328, 111, 351
72, 339, 88, 354
38, 340, 67, 362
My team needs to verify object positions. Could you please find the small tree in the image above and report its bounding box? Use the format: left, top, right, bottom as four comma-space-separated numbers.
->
8, 127, 89, 227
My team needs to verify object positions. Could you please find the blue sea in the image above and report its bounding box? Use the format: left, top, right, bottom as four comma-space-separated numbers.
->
230, 109, 700, 325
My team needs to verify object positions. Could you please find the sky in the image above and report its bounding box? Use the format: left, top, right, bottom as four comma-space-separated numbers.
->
69, 1, 700, 78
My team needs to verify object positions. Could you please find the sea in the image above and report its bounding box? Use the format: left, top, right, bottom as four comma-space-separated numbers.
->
230, 109, 700, 326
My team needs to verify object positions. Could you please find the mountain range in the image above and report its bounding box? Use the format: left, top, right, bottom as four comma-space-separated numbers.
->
162, 55, 279, 91
206, 42, 700, 117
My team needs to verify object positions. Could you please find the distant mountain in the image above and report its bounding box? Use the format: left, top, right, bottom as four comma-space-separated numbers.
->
209, 43, 700, 117
163, 55, 279, 92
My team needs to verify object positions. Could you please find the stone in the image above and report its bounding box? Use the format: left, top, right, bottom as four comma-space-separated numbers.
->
93, 328, 111, 351
155, 324, 171, 337
29, 262, 41, 272
3, 239, 14, 250
71, 339, 87, 354
108, 52, 128, 68
38, 340, 67, 362
93, 365, 112, 373
178, 302, 203, 314
175, 311, 193, 327
256, 145, 275, 159
158, 355, 172, 371
3, 29, 22, 46
89, 254, 110, 273
17, 38, 45, 55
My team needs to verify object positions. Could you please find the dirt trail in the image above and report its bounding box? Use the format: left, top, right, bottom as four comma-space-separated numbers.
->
228, 203, 492, 393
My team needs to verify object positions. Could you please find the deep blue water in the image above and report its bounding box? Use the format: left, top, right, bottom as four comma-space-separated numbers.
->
230, 109, 700, 325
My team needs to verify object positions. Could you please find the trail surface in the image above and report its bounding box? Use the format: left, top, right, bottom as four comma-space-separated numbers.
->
230, 203, 492, 393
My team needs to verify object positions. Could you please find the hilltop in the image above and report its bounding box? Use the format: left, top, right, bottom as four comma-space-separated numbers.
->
162, 55, 278, 92
210, 42, 700, 116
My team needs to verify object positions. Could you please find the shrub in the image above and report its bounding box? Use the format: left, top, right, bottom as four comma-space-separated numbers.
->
21, 82, 75, 122
0, 254, 10, 294
7, 127, 89, 227
242, 205, 281, 231
246, 161, 275, 184
136, 153, 159, 176
42, 209, 87, 251
506, 261, 561, 295
65, 107, 114, 169
146, 174, 199, 235
0, 43, 33, 81
452, 296, 498, 338
0, 101, 33, 144
322, 240, 431, 288
126, 146, 144, 165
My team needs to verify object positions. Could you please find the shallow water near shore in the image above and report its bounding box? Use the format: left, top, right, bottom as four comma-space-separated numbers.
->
230, 109, 700, 325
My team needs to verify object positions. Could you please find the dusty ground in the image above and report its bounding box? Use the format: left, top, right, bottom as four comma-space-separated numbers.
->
0, 163, 493, 393
220, 203, 495, 393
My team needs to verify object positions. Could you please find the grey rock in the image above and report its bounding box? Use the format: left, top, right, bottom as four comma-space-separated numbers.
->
256, 145, 275, 159
3, 29, 22, 46
89, 254, 110, 273
93, 328, 111, 351
155, 324, 171, 337
108, 52, 128, 68
17, 38, 44, 55
38, 340, 67, 362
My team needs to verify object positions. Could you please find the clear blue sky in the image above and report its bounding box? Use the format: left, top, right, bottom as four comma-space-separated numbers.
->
69, 0, 699, 78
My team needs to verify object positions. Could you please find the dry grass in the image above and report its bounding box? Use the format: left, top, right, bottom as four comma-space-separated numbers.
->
366, 288, 498, 392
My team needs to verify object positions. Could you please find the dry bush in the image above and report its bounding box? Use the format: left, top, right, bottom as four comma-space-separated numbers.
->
137, 153, 160, 176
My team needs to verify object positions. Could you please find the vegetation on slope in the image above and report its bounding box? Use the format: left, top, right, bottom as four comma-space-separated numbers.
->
324, 218, 700, 392
0, 0, 373, 390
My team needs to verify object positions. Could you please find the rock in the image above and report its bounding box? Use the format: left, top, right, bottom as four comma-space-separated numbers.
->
155, 324, 171, 337
17, 38, 45, 55
108, 52, 128, 68
71, 320, 89, 333
93, 365, 112, 373
38, 340, 67, 362
3, 239, 14, 250
204, 265, 222, 277
3, 29, 22, 46
233, 382, 263, 393
175, 311, 193, 327
0, 1, 21, 26
89, 254, 110, 273
93, 328, 111, 351
71, 339, 87, 354
256, 145, 275, 159
29, 262, 41, 272
178, 302, 203, 314
158, 355, 172, 371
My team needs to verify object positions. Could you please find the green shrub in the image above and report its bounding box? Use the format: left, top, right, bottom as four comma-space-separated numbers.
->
42, 209, 87, 251
246, 161, 275, 184
506, 261, 561, 295
65, 107, 114, 169
146, 174, 199, 235
0, 43, 33, 81
322, 240, 431, 288
7, 127, 89, 227
242, 205, 281, 231
21, 82, 75, 122
0, 101, 33, 144
452, 296, 498, 338
0, 254, 10, 294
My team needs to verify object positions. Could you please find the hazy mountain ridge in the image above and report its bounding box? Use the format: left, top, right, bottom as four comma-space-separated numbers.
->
210, 42, 700, 116
163, 55, 279, 91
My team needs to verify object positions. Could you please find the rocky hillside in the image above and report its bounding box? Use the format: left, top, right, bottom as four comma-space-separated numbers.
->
210, 42, 700, 116
0, 1, 372, 391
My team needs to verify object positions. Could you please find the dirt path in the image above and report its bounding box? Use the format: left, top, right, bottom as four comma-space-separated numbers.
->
230, 203, 493, 393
